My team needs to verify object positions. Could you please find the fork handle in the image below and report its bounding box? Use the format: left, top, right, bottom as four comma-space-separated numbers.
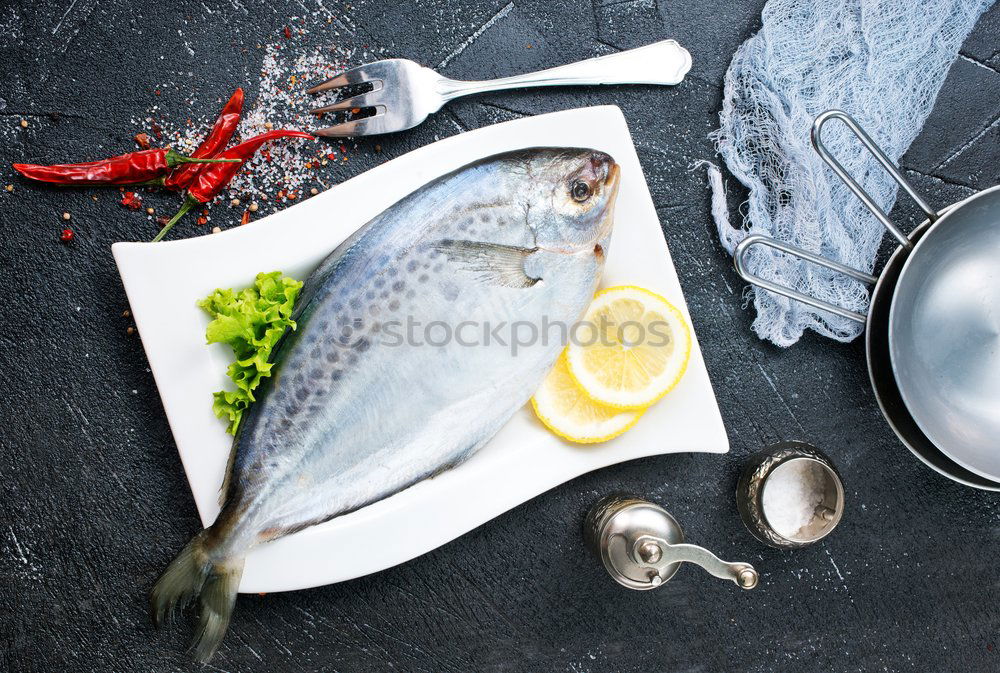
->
436, 40, 691, 101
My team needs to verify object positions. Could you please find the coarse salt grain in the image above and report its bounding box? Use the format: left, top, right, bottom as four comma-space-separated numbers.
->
761, 459, 827, 539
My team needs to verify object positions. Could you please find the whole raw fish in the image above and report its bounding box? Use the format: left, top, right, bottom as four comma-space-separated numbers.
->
151, 147, 620, 661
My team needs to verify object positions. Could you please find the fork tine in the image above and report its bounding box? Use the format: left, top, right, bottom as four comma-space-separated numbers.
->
306, 72, 352, 95
309, 85, 384, 115
313, 113, 395, 138
306, 63, 375, 95
306, 59, 396, 94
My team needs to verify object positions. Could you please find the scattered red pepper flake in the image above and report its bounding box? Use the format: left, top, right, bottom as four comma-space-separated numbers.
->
287, 191, 297, 200
240, 210, 250, 226
150, 120, 164, 139
196, 216, 208, 225
121, 191, 142, 210
156, 215, 170, 228
134, 132, 151, 149
327, 152, 336, 160
283, 25, 292, 39
60, 228, 74, 243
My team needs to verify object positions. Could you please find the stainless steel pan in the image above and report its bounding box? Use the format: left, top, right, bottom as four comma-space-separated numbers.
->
734, 110, 1000, 489
888, 186, 1000, 480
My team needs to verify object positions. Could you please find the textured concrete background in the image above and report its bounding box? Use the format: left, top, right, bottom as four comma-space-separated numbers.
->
2, 1, 999, 671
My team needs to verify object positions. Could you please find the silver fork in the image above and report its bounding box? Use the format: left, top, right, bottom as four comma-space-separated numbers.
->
306, 40, 692, 137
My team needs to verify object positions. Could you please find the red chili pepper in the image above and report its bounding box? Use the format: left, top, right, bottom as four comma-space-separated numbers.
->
152, 130, 312, 242
12, 148, 238, 186
60, 228, 74, 243
163, 88, 244, 192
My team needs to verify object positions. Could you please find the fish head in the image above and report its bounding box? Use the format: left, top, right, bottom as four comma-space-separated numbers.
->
516, 148, 620, 255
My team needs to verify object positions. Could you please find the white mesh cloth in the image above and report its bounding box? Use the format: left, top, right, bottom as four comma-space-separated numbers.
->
709, 0, 993, 347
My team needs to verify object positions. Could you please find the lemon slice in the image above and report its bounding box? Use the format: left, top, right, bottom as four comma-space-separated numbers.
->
566, 285, 691, 409
531, 354, 643, 443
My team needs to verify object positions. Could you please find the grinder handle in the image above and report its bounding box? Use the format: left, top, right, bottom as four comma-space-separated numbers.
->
633, 535, 759, 590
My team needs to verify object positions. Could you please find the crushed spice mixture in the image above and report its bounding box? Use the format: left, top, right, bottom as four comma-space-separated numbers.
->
132, 27, 381, 226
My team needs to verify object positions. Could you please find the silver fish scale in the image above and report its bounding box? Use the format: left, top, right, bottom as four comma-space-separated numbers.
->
217, 149, 615, 557
258, 208, 524, 436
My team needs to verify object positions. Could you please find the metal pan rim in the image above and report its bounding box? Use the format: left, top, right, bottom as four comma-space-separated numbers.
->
866, 215, 1000, 490
886, 184, 1000, 482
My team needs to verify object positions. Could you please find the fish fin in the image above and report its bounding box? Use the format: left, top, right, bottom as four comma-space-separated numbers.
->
150, 529, 245, 664
218, 442, 238, 507
427, 459, 459, 480
434, 239, 540, 288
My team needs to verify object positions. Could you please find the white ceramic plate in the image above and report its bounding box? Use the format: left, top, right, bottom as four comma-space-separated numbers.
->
113, 106, 727, 593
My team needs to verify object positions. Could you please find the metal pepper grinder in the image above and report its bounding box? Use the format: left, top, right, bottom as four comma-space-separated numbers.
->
584, 495, 759, 591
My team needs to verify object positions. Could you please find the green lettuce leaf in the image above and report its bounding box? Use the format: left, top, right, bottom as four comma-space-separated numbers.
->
198, 271, 303, 434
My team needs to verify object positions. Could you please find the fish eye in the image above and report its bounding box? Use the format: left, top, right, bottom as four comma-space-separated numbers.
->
571, 180, 591, 202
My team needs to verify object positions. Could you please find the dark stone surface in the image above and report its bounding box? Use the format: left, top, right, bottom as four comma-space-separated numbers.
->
2, 1, 998, 671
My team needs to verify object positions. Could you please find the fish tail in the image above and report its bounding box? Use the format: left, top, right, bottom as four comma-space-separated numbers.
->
150, 529, 245, 663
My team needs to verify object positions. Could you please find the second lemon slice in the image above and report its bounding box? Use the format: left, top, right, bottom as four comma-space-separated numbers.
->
566, 285, 691, 409
531, 354, 643, 443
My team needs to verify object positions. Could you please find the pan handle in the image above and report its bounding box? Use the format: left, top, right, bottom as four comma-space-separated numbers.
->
734, 234, 878, 324
811, 110, 939, 252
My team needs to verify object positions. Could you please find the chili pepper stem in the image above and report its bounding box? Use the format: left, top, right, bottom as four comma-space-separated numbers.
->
151, 197, 197, 242
165, 148, 241, 167
136, 177, 166, 188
